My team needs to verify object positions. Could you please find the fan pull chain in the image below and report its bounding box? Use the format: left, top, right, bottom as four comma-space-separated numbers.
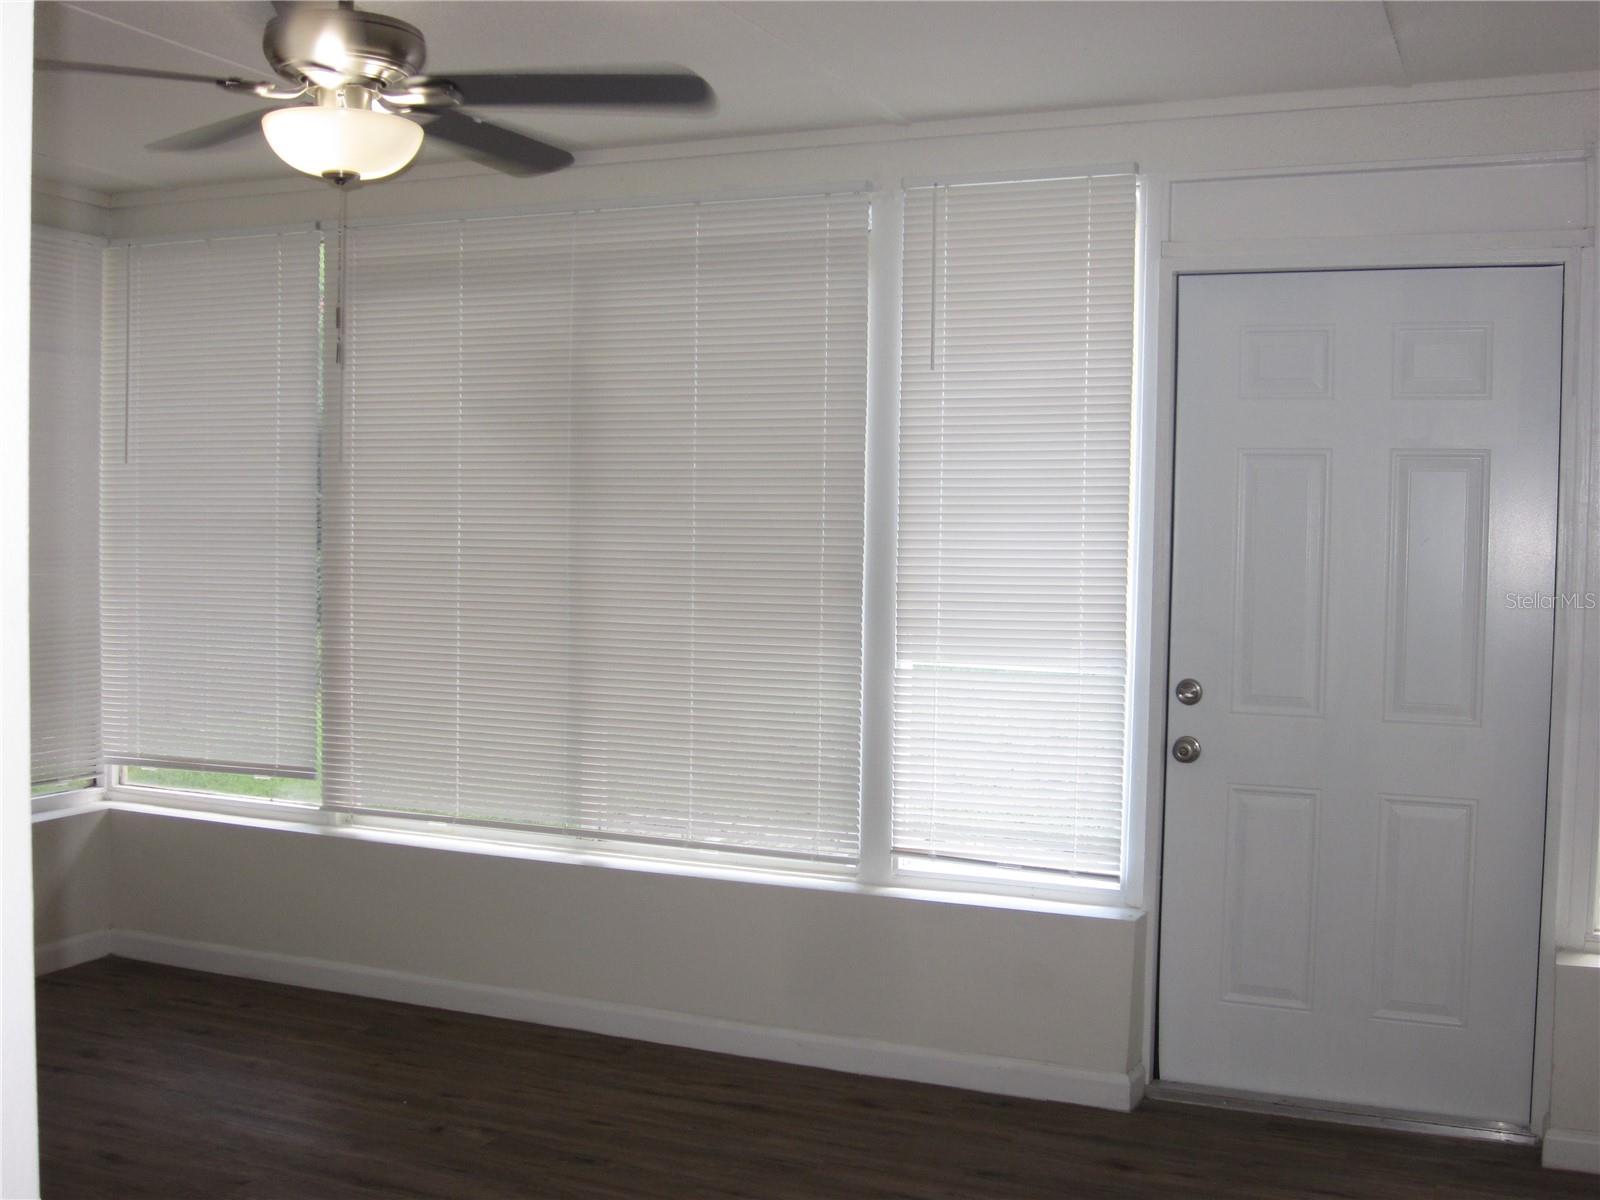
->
336, 184, 350, 464
929, 185, 940, 371
123, 244, 134, 464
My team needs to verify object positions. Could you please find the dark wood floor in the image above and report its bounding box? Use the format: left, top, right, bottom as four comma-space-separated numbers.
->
36, 958, 1590, 1199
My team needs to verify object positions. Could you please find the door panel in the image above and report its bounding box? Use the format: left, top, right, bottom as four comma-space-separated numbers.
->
1159, 267, 1562, 1124
1232, 451, 1330, 715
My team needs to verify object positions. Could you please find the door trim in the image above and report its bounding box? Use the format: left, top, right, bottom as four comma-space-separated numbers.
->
1141, 235, 1591, 1137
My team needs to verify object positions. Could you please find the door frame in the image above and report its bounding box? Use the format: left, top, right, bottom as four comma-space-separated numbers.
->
1139, 231, 1592, 1134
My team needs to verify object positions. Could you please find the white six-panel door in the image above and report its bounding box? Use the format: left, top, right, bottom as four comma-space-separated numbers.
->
1159, 267, 1563, 1124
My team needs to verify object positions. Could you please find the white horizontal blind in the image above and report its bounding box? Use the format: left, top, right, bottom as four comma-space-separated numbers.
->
30, 227, 103, 786
101, 230, 323, 776
329, 192, 869, 862
895, 173, 1137, 877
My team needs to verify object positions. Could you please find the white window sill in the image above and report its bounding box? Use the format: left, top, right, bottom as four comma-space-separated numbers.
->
37, 787, 1142, 922
30, 786, 108, 822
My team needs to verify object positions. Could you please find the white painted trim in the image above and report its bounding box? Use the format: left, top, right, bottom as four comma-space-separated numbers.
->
1551, 182, 1600, 950
1, 4, 40, 1195
104, 929, 1143, 1112
108, 222, 323, 249
1542, 1129, 1600, 1174
343, 180, 877, 232
1130, 171, 1172, 1089
1160, 238, 1583, 271
900, 162, 1137, 189
856, 183, 901, 887
1169, 148, 1594, 186
1162, 230, 1592, 262
29, 788, 106, 823
1539, 245, 1594, 1132
33, 932, 112, 978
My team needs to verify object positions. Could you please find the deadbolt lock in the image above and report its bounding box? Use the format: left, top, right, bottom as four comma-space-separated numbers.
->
1175, 678, 1203, 705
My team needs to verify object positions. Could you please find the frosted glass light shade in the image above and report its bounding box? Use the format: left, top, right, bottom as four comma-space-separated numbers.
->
261, 106, 424, 182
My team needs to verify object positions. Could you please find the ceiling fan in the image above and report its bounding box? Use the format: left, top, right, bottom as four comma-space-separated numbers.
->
37, 0, 713, 184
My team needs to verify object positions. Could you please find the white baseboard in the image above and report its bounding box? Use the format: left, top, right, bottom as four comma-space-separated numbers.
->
1543, 1129, 1600, 1174
103, 929, 1139, 1111
34, 929, 113, 976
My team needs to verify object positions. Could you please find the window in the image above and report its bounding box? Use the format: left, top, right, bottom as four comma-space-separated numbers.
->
98, 173, 1143, 896
893, 173, 1138, 880
30, 226, 102, 792
121, 766, 321, 803
100, 230, 323, 780
326, 193, 869, 863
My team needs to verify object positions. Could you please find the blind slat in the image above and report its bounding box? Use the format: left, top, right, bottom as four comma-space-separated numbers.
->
328, 193, 869, 863
100, 230, 323, 776
894, 174, 1136, 878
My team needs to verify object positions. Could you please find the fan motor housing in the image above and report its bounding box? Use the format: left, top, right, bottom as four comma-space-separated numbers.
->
264, 9, 427, 91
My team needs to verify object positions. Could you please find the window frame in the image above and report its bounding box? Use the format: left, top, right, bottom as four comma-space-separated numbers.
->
28, 223, 104, 791
98, 225, 325, 781
97, 172, 1149, 910
887, 169, 1141, 884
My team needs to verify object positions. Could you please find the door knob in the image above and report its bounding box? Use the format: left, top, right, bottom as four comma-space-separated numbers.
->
1172, 735, 1201, 763
1175, 678, 1203, 705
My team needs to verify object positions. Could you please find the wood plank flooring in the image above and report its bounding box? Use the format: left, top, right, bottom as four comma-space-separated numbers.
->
36, 957, 1592, 1199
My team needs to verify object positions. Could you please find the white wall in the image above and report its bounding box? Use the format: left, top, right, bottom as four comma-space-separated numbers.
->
2, 3, 39, 1196
104, 808, 1145, 1105
28, 71, 1600, 1134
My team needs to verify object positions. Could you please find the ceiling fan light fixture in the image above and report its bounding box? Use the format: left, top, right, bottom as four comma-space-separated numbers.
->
260, 105, 423, 183
49, 2, 711, 184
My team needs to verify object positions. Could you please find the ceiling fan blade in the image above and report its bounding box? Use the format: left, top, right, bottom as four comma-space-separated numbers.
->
428, 71, 712, 109
36, 60, 272, 90
147, 108, 279, 153
422, 111, 575, 176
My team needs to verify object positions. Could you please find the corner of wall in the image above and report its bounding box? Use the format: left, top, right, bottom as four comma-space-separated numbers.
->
31, 806, 113, 975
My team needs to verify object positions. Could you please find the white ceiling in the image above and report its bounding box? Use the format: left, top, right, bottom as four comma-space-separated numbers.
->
32, 1, 1600, 194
